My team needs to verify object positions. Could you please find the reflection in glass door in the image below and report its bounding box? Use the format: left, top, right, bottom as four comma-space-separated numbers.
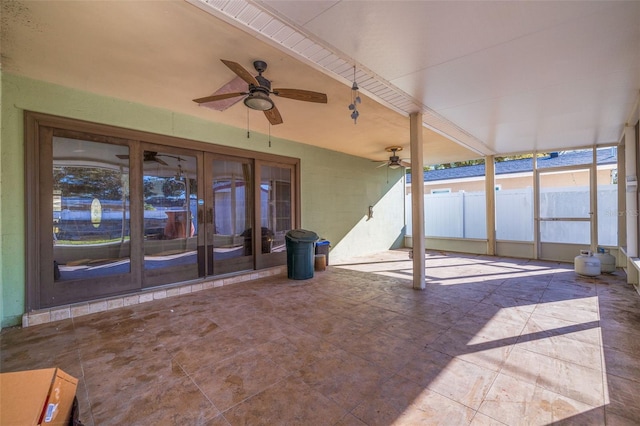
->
28, 112, 301, 310
53, 138, 132, 281
44, 135, 137, 307
537, 166, 592, 261
143, 150, 200, 286
258, 164, 293, 268
210, 157, 254, 275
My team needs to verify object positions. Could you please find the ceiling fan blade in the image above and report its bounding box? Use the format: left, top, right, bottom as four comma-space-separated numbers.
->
154, 157, 169, 166
264, 105, 283, 125
273, 88, 328, 103
193, 92, 245, 104
116, 154, 130, 160
400, 160, 411, 167
376, 162, 389, 168
221, 59, 260, 87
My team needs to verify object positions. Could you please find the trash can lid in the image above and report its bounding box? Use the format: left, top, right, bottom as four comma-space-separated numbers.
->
286, 229, 319, 242
316, 239, 330, 246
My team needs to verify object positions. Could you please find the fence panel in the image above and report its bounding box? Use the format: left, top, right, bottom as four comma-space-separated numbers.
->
597, 185, 618, 246
425, 192, 463, 237
406, 186, 617, 245
496, 188, 533, 241
463, 192, 487, 239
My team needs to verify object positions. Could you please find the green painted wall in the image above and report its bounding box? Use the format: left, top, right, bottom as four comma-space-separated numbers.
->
0, 72, 406, 328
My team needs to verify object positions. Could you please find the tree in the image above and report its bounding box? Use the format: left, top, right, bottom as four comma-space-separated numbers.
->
53, 166, 124, 200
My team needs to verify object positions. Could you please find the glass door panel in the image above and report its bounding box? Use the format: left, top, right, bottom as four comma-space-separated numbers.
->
42, 135, 137, 307
258, 164, 293, 268
210, 157, 254, 275
142, 149, 200, 286
53, 138, 132, 281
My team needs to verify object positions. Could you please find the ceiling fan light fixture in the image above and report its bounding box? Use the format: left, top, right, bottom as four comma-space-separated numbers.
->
388, 162, 401, 169
244, 91, 274, 111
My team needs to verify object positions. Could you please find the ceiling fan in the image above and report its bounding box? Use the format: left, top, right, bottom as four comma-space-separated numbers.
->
376, 146, 411, 169
116, 151, 183, 166
193, 59, 328, 125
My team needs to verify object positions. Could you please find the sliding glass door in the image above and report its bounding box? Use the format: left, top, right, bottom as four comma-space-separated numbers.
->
208, 155, 254, 275
27, 112, 299, 310
141, 146, 202, 287
257, 163, 294, 269
43, 133, 139, 307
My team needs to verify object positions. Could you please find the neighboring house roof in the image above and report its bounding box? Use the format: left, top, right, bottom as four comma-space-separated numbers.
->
406, 149, 618, 183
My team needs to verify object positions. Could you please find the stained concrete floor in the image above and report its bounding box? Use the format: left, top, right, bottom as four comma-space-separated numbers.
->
2, 250, 640, 425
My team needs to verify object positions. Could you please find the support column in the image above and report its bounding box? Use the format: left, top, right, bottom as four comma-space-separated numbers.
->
410, 112, 426, 290
485, 156, 496, 255
624, 125, 638, 285
618, 144, 627, 249
625, 125, 637, 258
590, 148, 598, 253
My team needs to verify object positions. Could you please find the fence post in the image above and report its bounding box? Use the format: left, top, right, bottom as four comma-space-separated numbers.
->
461, 191, 465, 238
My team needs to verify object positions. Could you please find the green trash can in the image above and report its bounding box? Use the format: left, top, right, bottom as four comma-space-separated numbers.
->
285, 229, 319, 280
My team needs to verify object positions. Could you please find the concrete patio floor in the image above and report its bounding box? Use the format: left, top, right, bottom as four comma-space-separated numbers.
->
2, 250, 639, 425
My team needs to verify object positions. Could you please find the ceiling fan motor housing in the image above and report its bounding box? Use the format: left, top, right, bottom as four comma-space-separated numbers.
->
253, 75, 271, 92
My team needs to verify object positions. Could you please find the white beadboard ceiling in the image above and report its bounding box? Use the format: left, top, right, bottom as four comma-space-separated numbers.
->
2, 0, 639, 165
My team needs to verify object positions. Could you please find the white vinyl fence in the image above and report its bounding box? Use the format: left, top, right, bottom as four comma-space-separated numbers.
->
406, 185, 617, 246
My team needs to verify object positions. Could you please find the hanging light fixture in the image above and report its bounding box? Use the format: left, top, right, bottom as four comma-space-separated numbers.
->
348, 66, 361, 124
243, 90, 274, 111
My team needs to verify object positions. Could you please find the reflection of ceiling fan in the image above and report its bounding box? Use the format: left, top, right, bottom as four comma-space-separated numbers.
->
376, 146, 411, 169
193, 59, 328, 125
116, 152, 184, 166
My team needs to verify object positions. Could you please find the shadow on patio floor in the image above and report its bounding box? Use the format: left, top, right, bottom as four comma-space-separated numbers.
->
2, 250, 639, 425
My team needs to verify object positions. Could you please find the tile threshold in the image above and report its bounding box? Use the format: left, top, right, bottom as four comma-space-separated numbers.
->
22, 266, 286, 328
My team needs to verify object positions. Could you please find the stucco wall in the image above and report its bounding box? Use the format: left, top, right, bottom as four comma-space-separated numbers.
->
0, 73, 406, 327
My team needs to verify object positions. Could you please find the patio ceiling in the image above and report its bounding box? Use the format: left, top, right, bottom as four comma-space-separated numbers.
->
2, 1, 639, 165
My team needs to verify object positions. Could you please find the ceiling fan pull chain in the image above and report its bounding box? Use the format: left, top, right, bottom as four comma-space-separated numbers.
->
247, 108, 250, 139
268, 123, 272, 147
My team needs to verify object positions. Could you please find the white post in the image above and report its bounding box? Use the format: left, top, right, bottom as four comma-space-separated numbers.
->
485, 156, 496, 255
591, 148, 598, 253
625, 125, 637, 258
410, 112, 426, 290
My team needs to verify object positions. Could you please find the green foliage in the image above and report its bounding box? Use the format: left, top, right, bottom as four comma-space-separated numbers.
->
53, 166, 125, 199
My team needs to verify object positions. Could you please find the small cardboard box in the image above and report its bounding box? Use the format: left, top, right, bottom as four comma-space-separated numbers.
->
0, 368, 78, 425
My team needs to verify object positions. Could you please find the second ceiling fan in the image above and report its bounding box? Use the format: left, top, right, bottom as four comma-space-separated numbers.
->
376, 146, 411, 169
193, 59, 328, 125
